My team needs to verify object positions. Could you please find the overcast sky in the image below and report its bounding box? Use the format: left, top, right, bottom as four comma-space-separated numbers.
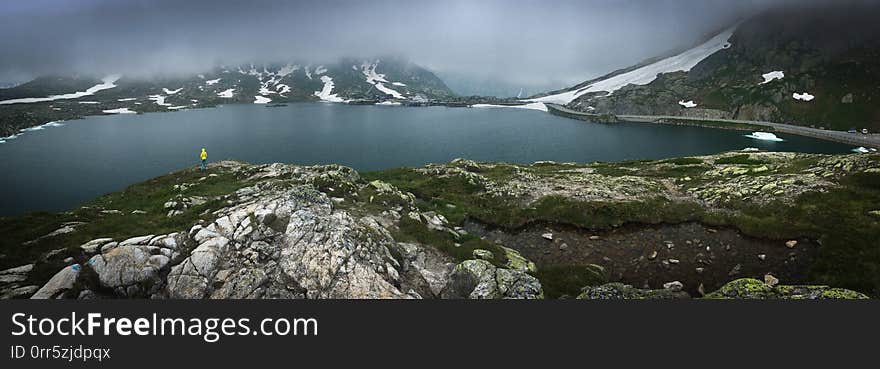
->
0, 0, 830, 90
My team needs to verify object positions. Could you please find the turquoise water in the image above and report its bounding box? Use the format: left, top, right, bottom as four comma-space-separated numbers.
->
0, 103, 852, 215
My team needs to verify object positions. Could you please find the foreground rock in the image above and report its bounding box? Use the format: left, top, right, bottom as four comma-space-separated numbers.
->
576, 279, 867, 300
24, 163, 543, 299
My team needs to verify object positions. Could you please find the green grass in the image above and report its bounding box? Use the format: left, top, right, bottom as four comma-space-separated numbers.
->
0, 165, 249, 282
714, 154, 768, 165
535, 264, 608, 299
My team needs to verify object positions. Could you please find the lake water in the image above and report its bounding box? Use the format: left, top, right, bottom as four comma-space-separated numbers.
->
0, 103, 854, 216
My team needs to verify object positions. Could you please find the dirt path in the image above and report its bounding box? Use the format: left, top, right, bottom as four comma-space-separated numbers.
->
464, 220, 817, 296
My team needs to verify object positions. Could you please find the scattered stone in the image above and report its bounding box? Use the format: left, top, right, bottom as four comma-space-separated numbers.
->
648, 250, 658, 260
131, 210, 147, 214
757, 254, 767, 261
541, 233, 553, 241
589, 235, 600, 240
785, 240, 798, 249
728, 263, 742, 276
80, 238, 113, 254
668, 259, 680, 265
559, 243, 569, 251
663, 281, 684, 291
697, 283, 706, 296
695, 267, 704, 274
764, 273, 779, 287
472, 249, 494, 261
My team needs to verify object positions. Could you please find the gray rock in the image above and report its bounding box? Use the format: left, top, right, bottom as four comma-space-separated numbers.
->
80, 238, 113, 254
31, 264, 80, 299
441, 259, 543, 299
88, 245, 170, 295
472, 249, 494, 260
663, 281, 684, 291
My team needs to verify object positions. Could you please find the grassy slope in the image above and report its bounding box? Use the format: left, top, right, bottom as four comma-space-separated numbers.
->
366, 156, 880, 297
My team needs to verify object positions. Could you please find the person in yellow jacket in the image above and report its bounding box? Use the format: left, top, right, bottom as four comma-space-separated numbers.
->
200, 148, 208, 171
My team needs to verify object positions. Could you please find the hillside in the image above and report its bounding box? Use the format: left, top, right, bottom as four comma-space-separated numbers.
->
0, 57, 454, 137
1, 151, 877, 299
532, 3, 880, 132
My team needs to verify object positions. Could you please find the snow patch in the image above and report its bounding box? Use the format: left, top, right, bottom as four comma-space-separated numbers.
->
0, 75, 121, 105
470, 102, 548, 112
205, 78, 221, 85
276, 64, 299, 77
77, 101, 100, 104
852, 146, 872, 154
254, 96, 271, 104
314, 65, 327, 75
117, 97, 137, 102
375, 101, 402, 106
678, 100, 697, 108
276, 84, 291, 94
103, 107, 136, 114
392, 82, 407, 87
163, 87, 182, 95
148, 95, 170, 106
528, 27, 736, 104
314, 76, 344, 102
793, 92, 815, 101
217, 89, 235, 98
745, 132, 784, 142
375, 83, 404, 99
167, 105, 187, 110
760, 71, 784, 84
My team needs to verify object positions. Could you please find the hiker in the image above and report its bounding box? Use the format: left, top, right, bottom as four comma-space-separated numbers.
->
200, 148, 208, 170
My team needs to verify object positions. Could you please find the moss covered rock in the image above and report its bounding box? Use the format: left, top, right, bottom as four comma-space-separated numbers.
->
704, 278, 869, 299
577, 282, 690, 299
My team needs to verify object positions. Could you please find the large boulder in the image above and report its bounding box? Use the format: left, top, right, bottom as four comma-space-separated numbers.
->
31, 264, 80, 299
442, 259, 543, 299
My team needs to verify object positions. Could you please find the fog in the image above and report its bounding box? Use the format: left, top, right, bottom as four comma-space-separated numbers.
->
0, 0, 844, 93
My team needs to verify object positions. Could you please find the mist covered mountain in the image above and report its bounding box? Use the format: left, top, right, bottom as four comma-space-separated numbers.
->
531, 2, 880, 131
0, 58, 454, 136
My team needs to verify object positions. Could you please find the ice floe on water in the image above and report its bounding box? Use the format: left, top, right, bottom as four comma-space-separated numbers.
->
102, 107, 136, 114
852, 146, 877, 153
205, 78, 221, 85
470, 102, 548, 112
0, 75, 120, 105
678, 100, 697, 108
745, 131, 784, 142
314, 76, 345, 102
528, 27, 736, 104
163, 88, 183, 95
793, 92, 815, 101
760, 71, 784, 84
217, 89, 235, 98
254, 96, 271, 104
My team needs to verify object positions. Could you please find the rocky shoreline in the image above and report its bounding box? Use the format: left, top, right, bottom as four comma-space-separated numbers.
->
2, 151, 878, 299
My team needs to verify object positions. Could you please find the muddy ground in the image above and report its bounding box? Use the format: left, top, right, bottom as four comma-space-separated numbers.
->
463, 220, 818, 296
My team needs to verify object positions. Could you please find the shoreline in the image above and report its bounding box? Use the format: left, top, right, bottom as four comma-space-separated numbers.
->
4, 99, 879, 149
543, 103, 879, 148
